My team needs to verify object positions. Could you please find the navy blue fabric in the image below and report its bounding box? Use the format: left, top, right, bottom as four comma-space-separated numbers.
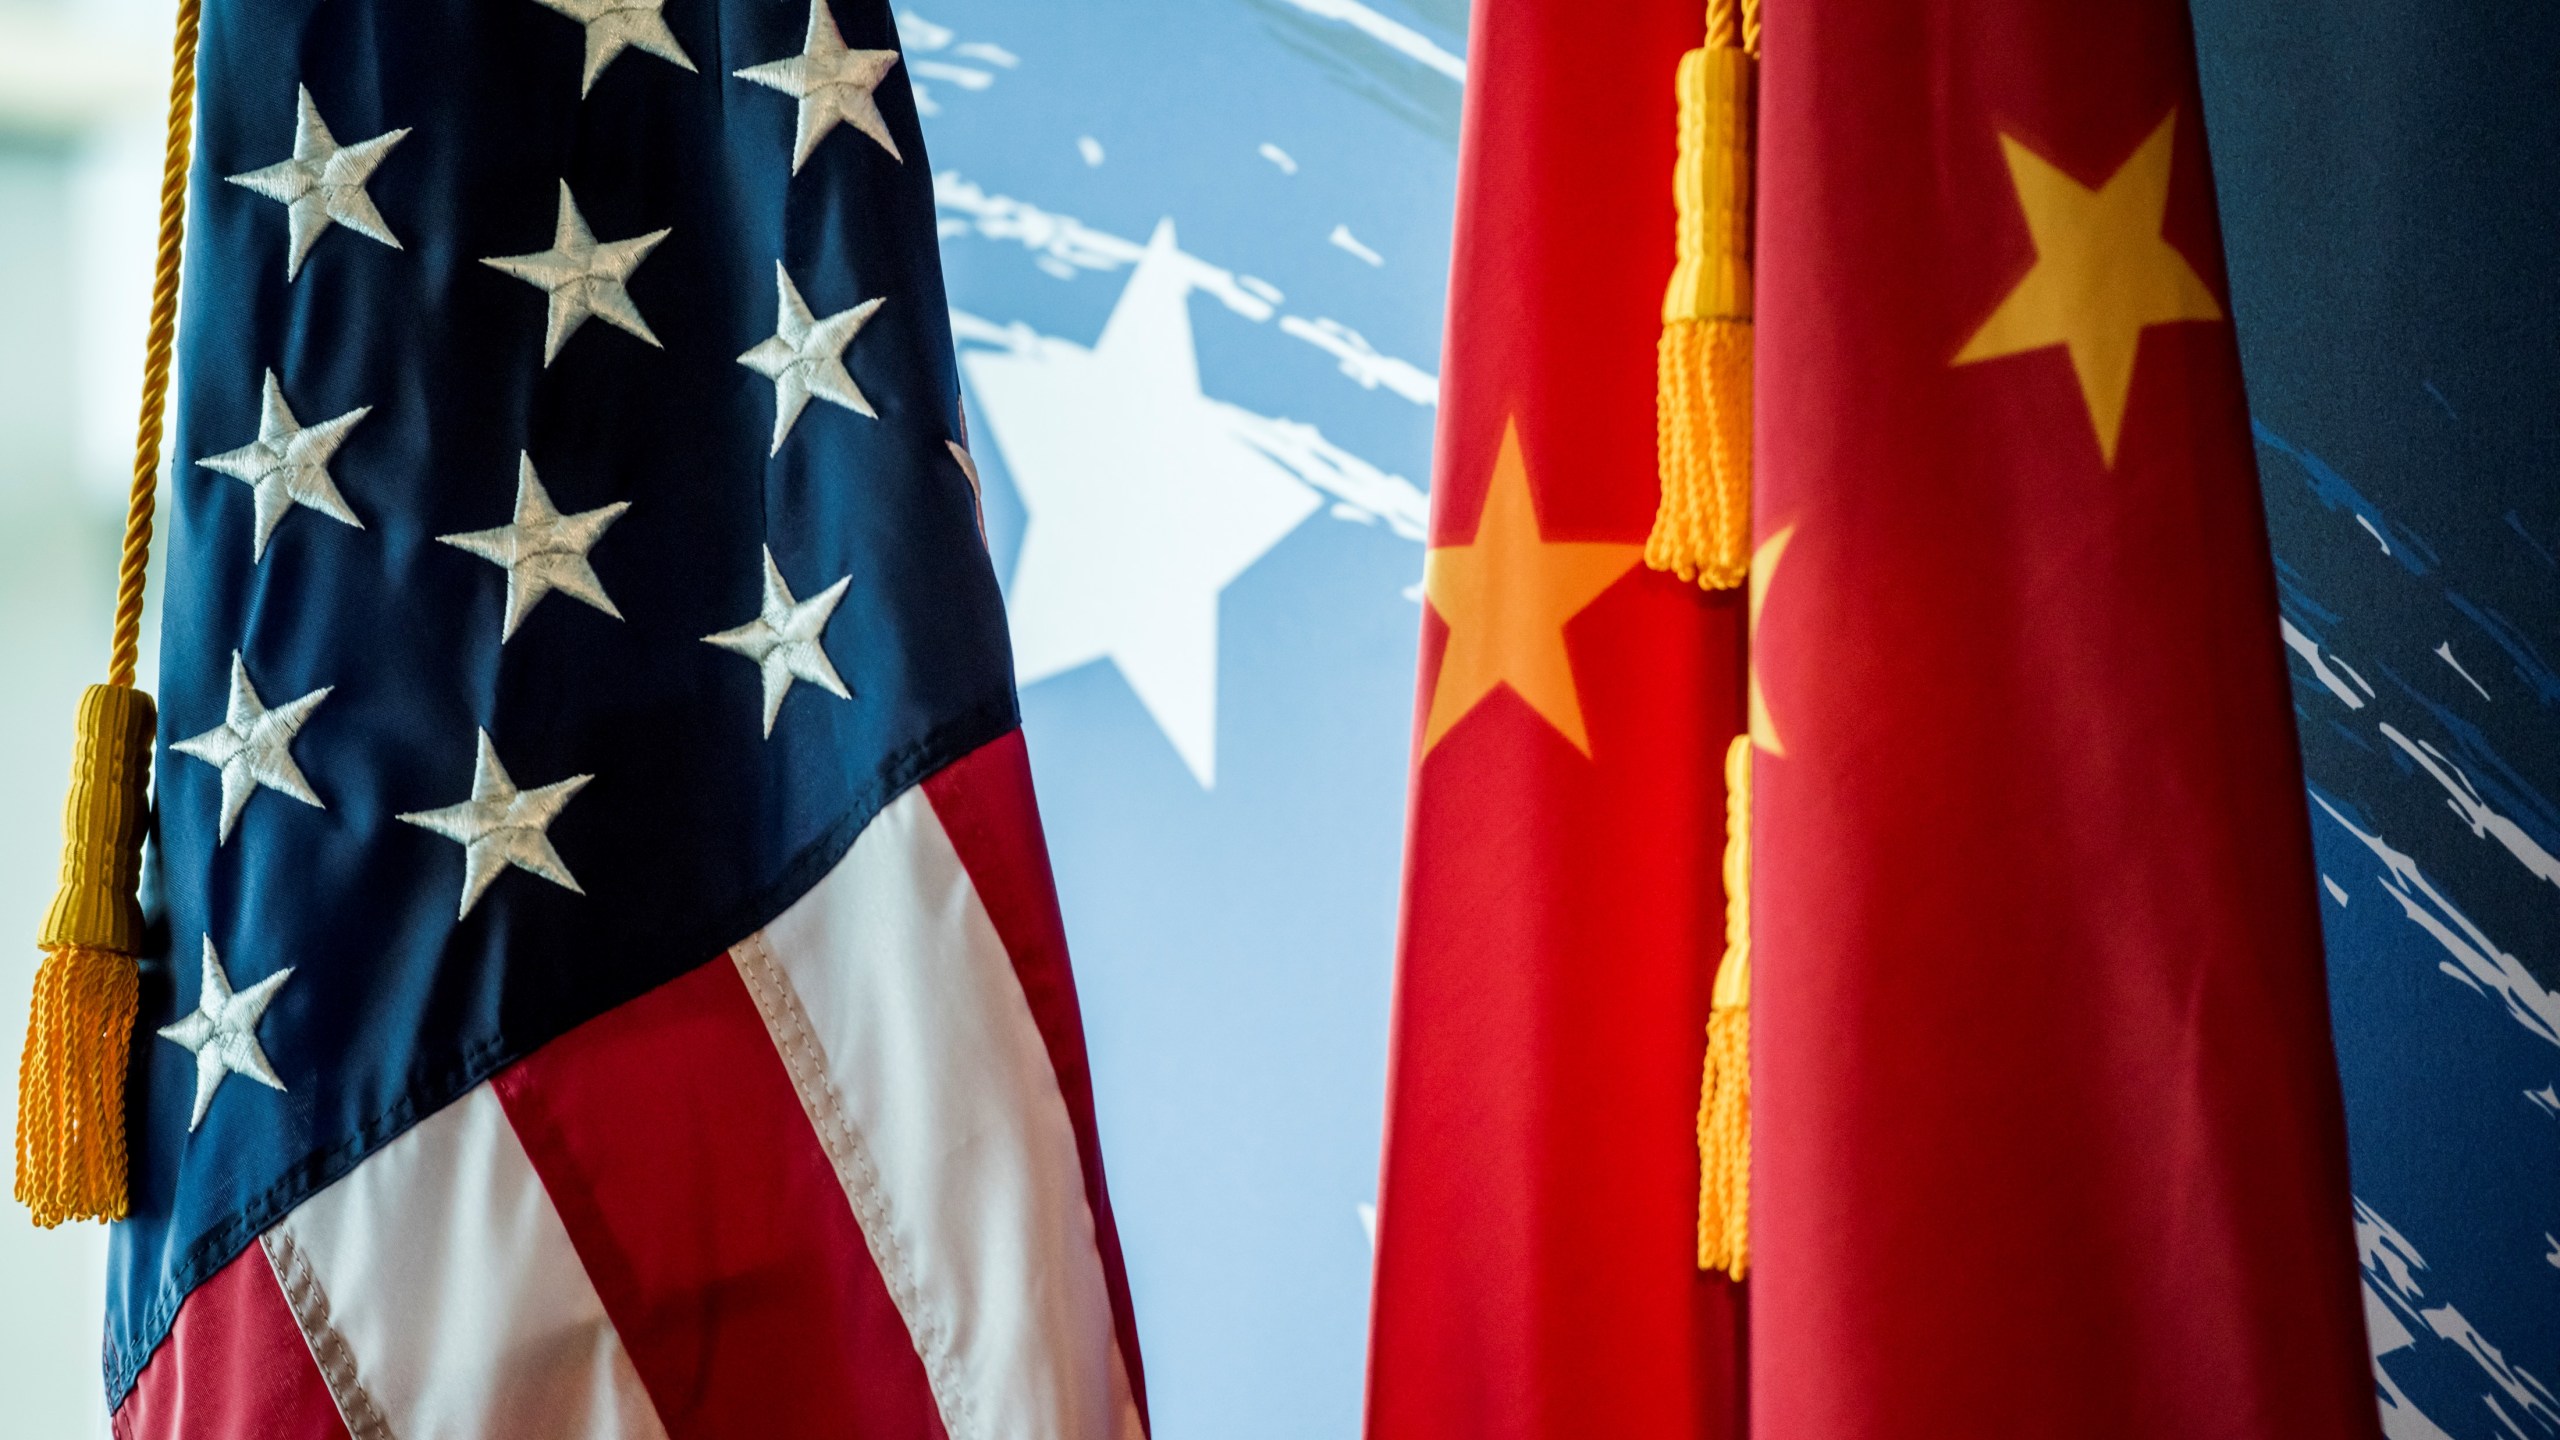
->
2194, 0, 2560, 1428
105, 0, 1012, 1403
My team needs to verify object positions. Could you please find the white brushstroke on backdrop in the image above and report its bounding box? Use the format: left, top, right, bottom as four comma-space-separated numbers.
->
1327, 223, 1384, 267
1278, 316, 1436, 405
914, 61, 994, 91
2314, 794, 2560, 1049
1259, 142, 1299, 174
897, 9, 953, 49
2436, 641, 2494, 702
2358, 1199, 2560, 1440
934, 173, 1443, 409
1272, 0, 1466, 79
896, 11, 1006, 115
2282, 618, 2367, 710
2377, 723, 2560, 891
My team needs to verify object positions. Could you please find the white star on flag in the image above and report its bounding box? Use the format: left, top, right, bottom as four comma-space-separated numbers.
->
225, 85, 409, 280
398, 730, 592, 918
734, 0, 904, 172
739, 262, 883, 454
171, 652, 331, 843
528, 0, 697, 96
196, 369, 370, 562
438, 454, 630, 641
157, 937, 294, 1132
961, 218, 1321, 786
704, 546, 853, 736
482, 181, 671, 364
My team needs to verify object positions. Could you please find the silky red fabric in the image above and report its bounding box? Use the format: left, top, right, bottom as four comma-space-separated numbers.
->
1748, 1, 2376, 1436
114, 1244, 348, 1440
1362, 1, 1750, 1437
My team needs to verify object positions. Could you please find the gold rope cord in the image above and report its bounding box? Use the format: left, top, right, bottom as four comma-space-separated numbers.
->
1648, 0, 1759, 591
14, 0, 201, 1228
114, 0, 202, 687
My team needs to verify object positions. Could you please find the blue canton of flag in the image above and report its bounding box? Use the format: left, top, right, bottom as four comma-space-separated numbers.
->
103, 2, 1146, 1434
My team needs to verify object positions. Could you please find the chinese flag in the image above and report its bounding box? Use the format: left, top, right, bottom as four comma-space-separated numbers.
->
1362, 0, 1748, 1437
1749, 0, 2377, 1436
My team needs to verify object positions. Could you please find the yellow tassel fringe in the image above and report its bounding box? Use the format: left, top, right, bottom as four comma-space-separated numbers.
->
1648, 42, 1756, 591
16, 684, 156, 1227
1697, 733, 1752, 1278
16, 947, 142, 1229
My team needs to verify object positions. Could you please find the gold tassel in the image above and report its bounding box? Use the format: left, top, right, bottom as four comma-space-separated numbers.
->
1697, 734, 1752, 1277
15, 0, 199, 1227
17, 686, 157, 1227
1648, 11, 1757, 591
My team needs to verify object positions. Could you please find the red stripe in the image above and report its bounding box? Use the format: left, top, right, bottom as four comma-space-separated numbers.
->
493, 954, 946, 1440
112, 1242, 349, 1440
922, 729, 1149, 1427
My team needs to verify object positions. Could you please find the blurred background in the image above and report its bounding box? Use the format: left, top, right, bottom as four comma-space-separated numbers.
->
0, 0, 173, 1434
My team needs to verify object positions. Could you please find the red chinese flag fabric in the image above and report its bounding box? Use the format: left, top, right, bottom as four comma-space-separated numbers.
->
1748, 0, 2377, 1436
1361, 1, 1748, 1438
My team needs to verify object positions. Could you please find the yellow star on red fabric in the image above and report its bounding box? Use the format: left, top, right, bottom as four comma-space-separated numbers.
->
1421, 420, 1641, 756
1955, 109, 2224, 466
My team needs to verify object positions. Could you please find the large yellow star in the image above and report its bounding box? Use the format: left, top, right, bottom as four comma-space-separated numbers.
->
1954, 109, 2223, 466
1421, 419, 1642, 756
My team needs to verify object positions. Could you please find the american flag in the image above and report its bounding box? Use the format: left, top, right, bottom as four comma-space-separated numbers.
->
103, 1, 1146, 1435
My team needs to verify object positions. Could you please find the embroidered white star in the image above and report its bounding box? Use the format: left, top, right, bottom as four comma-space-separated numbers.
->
170, 652, 330, 843
197, 369, 370, 562
734, 0, 904, 173
439, 454, 630, 641
482, 182, 671, 364
704, 547, 853, 736
157, 937, 293, 1133
398, 730, 592, 919
529, 0, 697, 97
225, 85, 409, 281
739, 262, 883, 453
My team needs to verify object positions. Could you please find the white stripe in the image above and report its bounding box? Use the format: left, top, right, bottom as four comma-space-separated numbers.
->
746, 784, 1143, 1440
264, 1086, 670, 1440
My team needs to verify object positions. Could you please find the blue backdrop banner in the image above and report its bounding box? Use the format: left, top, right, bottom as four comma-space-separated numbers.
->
2196, 2, 2560, 1433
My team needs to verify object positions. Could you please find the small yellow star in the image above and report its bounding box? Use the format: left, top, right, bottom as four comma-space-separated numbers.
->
1421, 419, 1642, 756
1954, 109, 2223, 466
1746, 523, 1793, 757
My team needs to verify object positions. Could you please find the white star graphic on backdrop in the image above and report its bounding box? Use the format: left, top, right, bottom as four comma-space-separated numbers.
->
226, 86, 409, 280
197, 369, 370, 561
157, 937, 293, 1132
528, 0, 697, 96
398, 730, 591, 918
171, 652, 330, 843
439, 454, 630, 640
703, 546, 852, 736
734, 0, 904, 172
739, 262, 883, 453
961, 218, 1321, 786
482, 182, 671, 364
